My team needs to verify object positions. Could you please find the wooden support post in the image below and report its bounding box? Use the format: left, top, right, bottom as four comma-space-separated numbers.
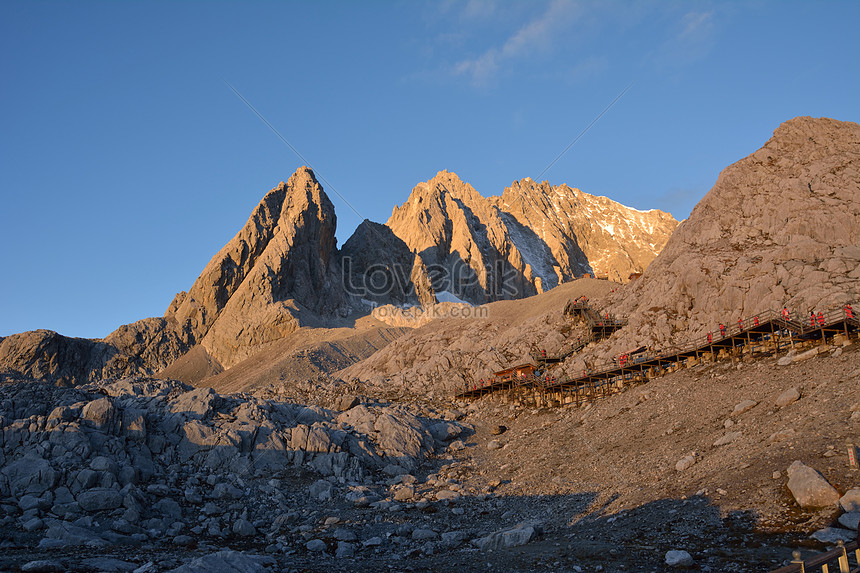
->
790, 550, 806, 573
836, 540, 849, 573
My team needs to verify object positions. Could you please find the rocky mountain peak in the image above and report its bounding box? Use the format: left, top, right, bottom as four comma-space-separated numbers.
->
165, 166, 340, 351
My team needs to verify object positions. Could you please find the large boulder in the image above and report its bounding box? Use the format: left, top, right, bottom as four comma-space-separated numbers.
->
473, 522, 540, 551
840, 488, 860, 512
787, 460, 841, 508
80, 397, 115, 431
170, 387, 219, 419
2, 454, 59, 497
77, 487, 123, 512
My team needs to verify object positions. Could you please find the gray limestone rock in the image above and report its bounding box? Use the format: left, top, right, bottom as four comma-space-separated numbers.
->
675, 455, 697, 472
21, 561, 65, 573
811, 527, 857, 544
2, 454, 58, 497
838, 511, 860, 531
232, 518, 257, 537
81, 398, 115, 431
39, 521, 111, 548
121, 409, 147, 441
333, 528, 357, 542
440, 530, 467, 547
731, 400, 757, 416
411, 528, 438, 541
840, 488, 860, 512
170, 388, 219, 419
309, 479, 332, 501
429, 422, 461, 442
776, 387, 801, 408
713, 432, 742, 447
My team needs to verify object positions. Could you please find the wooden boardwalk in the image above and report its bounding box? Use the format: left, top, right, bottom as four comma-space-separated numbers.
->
454, 303, 859, 404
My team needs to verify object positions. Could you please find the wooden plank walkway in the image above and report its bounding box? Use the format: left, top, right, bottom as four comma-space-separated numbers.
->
454, 303, 858, 402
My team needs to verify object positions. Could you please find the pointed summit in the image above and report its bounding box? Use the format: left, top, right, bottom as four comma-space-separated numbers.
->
166, 166, 347, 368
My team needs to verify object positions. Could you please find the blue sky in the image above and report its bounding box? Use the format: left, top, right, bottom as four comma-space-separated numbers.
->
1, 0, 858, 339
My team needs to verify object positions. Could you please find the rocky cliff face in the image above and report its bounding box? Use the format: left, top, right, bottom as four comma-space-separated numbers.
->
585, 116, 860, 363
386, 171, 677, 305
338, 220, 435, 309
386, 171, 528, 304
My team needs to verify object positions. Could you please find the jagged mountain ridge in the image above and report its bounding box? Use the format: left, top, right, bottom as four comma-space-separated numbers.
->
0, 165, 677, 385
386, 171, 678, 305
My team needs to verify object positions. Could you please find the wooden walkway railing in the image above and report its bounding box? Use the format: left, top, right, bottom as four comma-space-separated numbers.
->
769, 535, 860, 573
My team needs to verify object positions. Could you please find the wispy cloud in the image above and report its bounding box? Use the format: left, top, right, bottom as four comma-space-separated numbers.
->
648, 9, 717, 71
452, 0, 581, 86
460, 0, 499, 21
679, 10, 714, 41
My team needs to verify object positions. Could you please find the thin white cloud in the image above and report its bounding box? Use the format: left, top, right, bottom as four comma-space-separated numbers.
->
453, 0, 580, 86
461, 0, 498, 21
647, 9, 717, 70
679, 10, 714, 41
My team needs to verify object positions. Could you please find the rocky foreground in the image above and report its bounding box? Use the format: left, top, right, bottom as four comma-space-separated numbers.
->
2, 333, 859, 572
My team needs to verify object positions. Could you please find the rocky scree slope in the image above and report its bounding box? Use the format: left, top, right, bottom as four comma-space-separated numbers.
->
386, 170, 677, 305
569, 116, 860, 368
451, 341, 860, 569
339, 279, 616, 398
